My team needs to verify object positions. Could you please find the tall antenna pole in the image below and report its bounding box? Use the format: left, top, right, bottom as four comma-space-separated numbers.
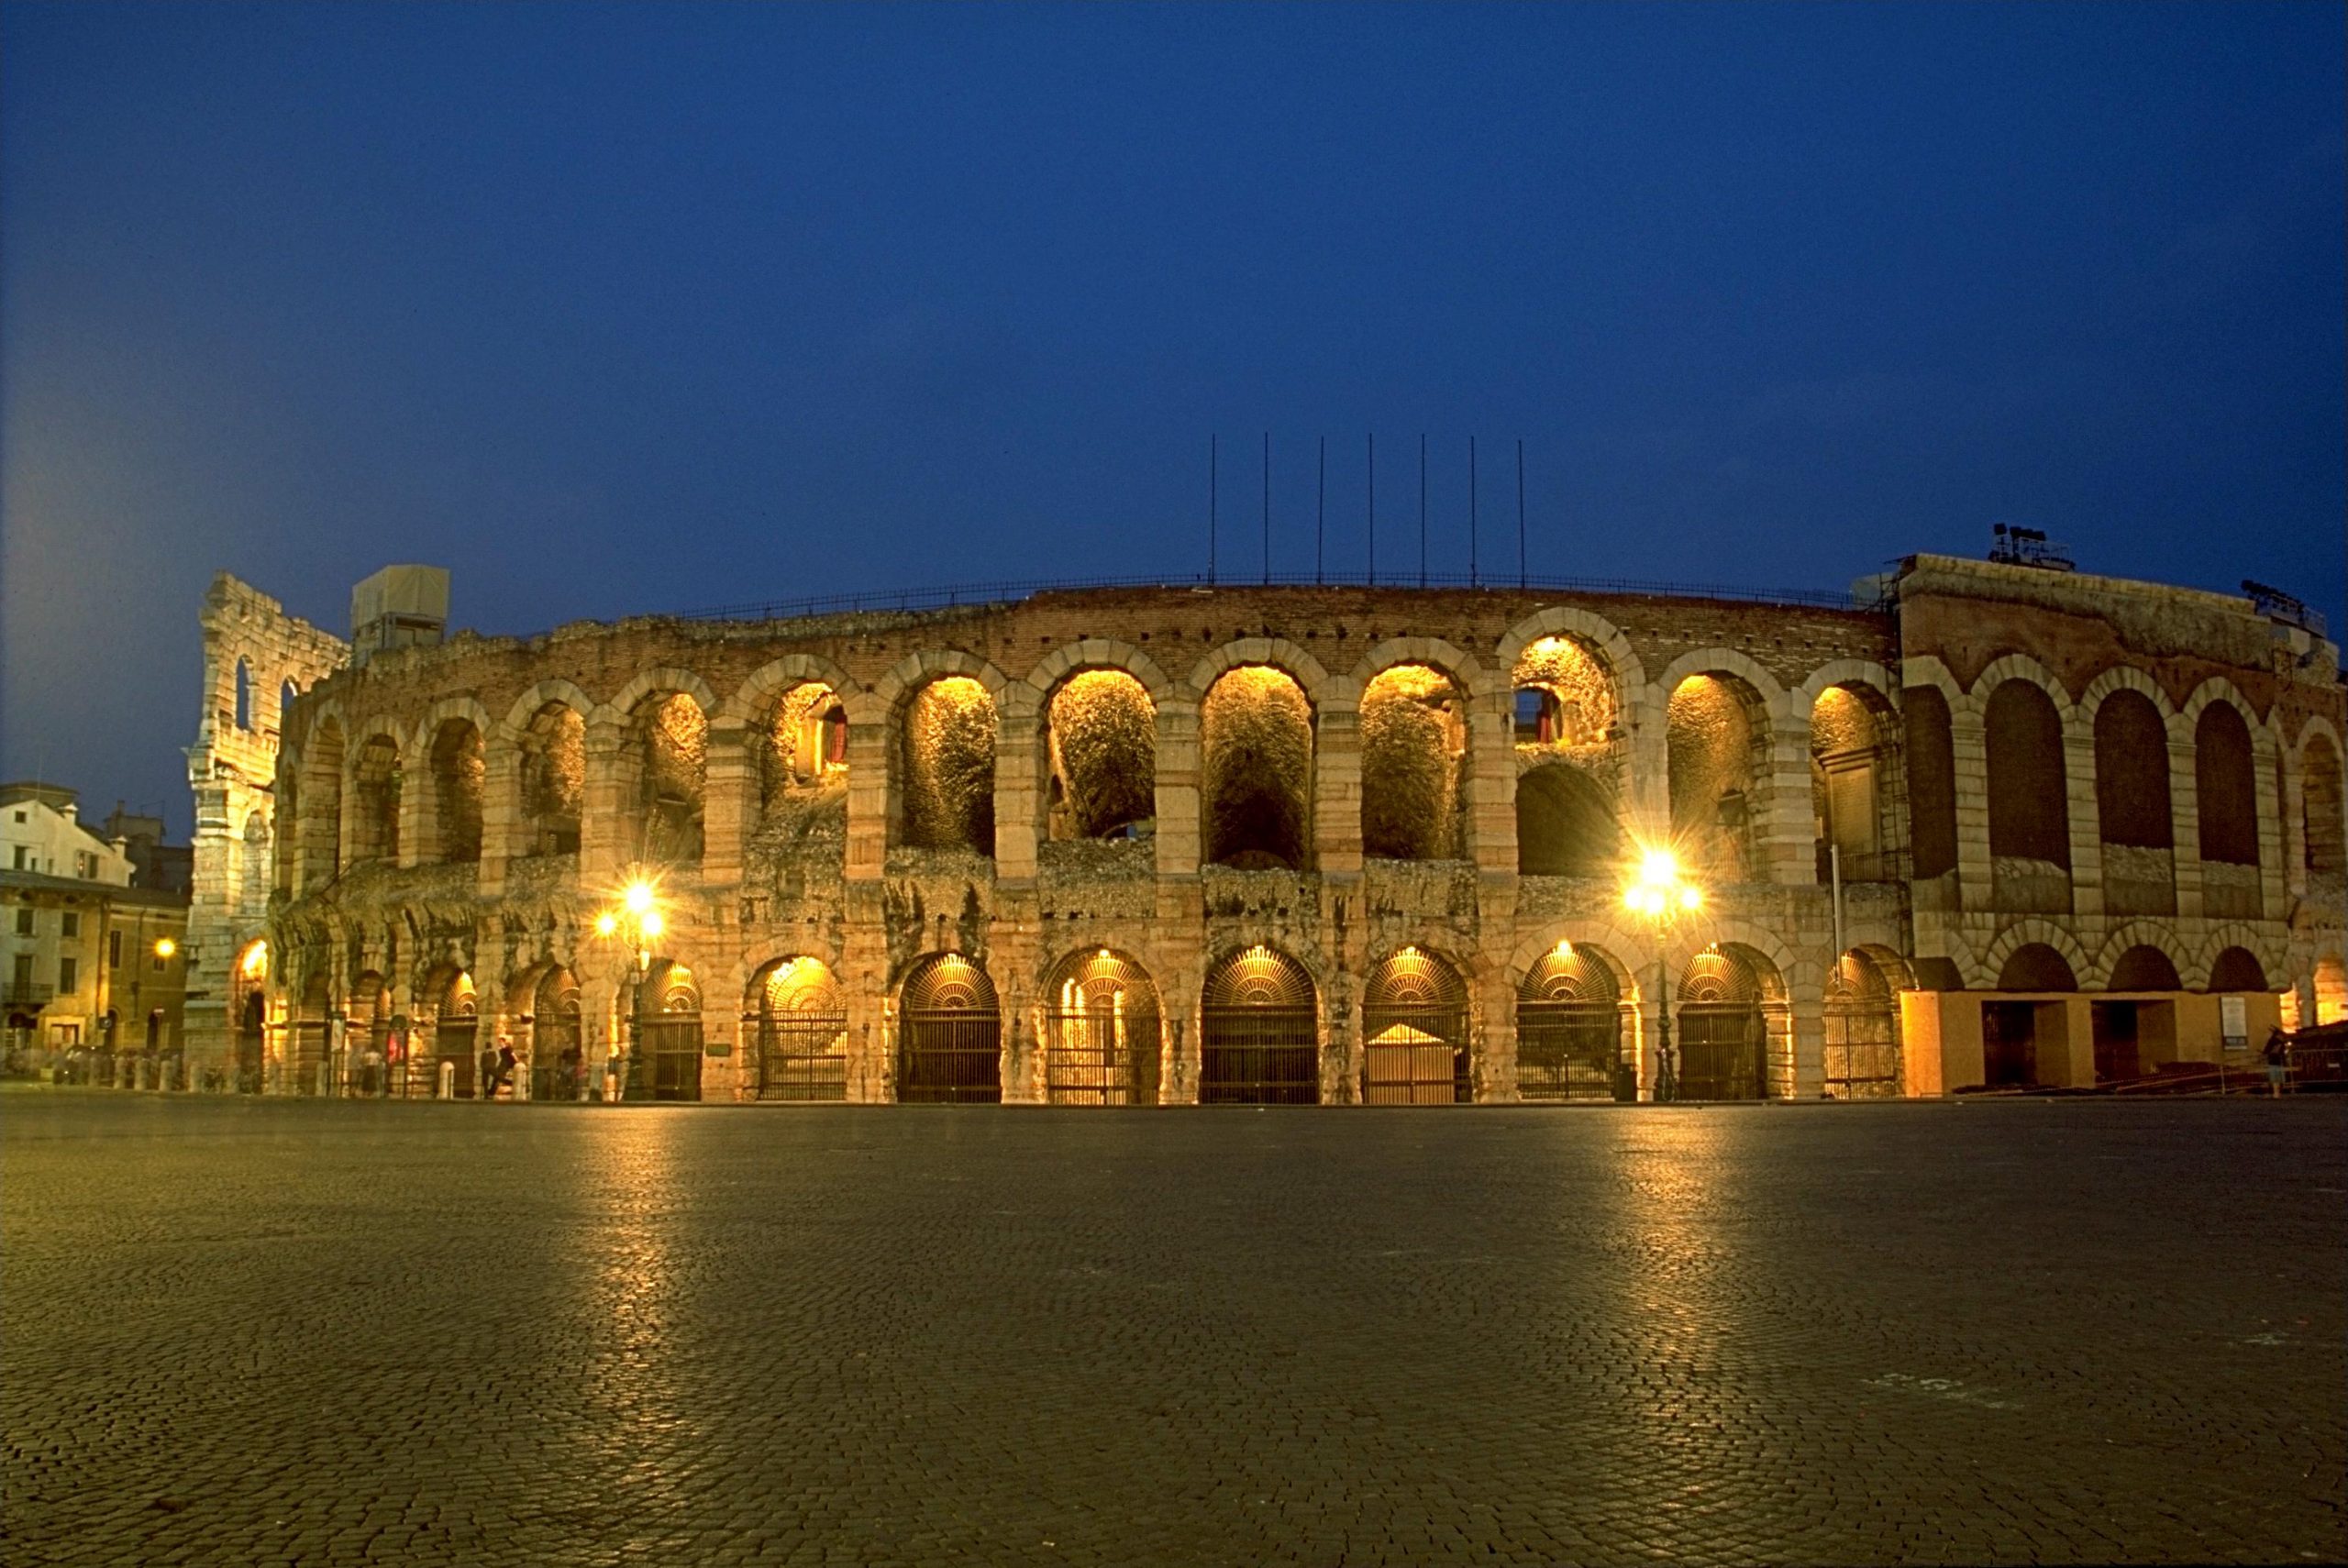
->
1418, 433, 1428, 589
1367, 433, 1376, 584
1315, 436, 1326, 584
1468, 435, 1479, 587
1208, 434, 1218, 586
1516, 438, 1527, 590
1261, 431, 1270, 585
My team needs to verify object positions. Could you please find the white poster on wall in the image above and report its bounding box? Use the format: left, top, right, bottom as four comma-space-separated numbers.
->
2220, 995, 2248, 1053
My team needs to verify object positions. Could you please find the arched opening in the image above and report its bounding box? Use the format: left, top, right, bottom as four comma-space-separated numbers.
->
2206, 947, 2267, 994
1904, 686, 1959, 880
517, 701, 585, 856
1202, 666, 1312, 869
2095, 690, 2175, 915
234, 658, 251, 732
2197, 703, 2262, 919
234, 950, 267, 1093
754, 683, 851, 868
1045, 671, 1156, 844
2106, 944, 2183, 992
1200, 945, 1319, 1104
1986, 681, 2071, 911
1980, 944, 2074, 1090
426, 719, 484, 865
1511, 635, 1615, 749
350, 734, 402, 865
1667, 674, 1767, 882
298, 720, 346, 885
1515, 944, 1629, 1102
2096, 944, 2182, 1083
527, 966, 582, 1102
1823, 950, 1900, 1099
747, 955, 847, 1101
1041, 948, 1161, 1105
629, 692, 707, 867
896, 953, 1001, 1103
1810, 685, 1899, 883
1998, 944, 2077, 991
429, 969, 480, 1099
1361, 945, 1470, 1104
279, 682, 298, 736
349, 971, 390, 1097
898, 677, 997, 856
293, 969, 332, 1096
2304, 734, 2345, 880
1516, 765, 1620, 877
1360, 666, 1468, 862
1676, 944, 1768, 1101
2315, 955, 2347, 1026
634, 959, 703, 1101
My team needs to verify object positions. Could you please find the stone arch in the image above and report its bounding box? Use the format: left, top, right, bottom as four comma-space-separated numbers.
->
2176, 674, 2268, 732
2188, 923, 2284, 992
1675, 940, 1785, 1101
742, 954, 848, 1102
1903, 683, 1960, 880
2193, 698, 2262, 868
1349, 637, 1490, 702
895, 674, 999, 855
1512, 936, 1638, 1103
1979, 922, 2091, 992
1198, 944, 1322, 1105
1516, 763, 1621, 876
1655, 646, 1788, 712
1183, 637, 1332, 704
2102, 944, 2184, 993
870, 648, 1014, 715
1984, 679, 2070, 870
1201, 664, 1315, 869
1037, 947, 1163, 1106
2093, 685, 2176, 916
1665, 667, 1772, 881
409, 697, 493, 867
1359, 664, 1469, 861
1025, 639, 1178, 709
347, 722, 405, 866
293, 709, 348, 888
2077, 664, 2176, 726
1360, 943, 1474, 1104
2091, 921, 2188, 988
1793, 658, 1903, 717
504, 690, 589, 859
599, 667, 721, 727
720, 653, 864, 727
1040, 667, 1157, 844
616, 684, 710, 867
1494, 606, 1646, 704
1807, 677, 1901, 883
2299, 726, 2345, 877
496, 679, 597, 744
1967, 654, 2076, 721
896, 952, 1002, 1103
2204, 946, 2269, 994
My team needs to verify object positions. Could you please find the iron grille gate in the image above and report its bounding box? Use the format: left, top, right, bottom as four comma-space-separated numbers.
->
756, 1011, 850, 1101
1516, 1000, 1625, 1101
1823, 1002, 1900, 1099
1042, 1008, 1159, 1106
637, 1016, 703, 1100
898, 1011, 1002, 1102
1677, 1005, 1764, 1101
1201, 1005, 1319, 1104
1361, 1002, 1469, 1104
530, 1014, 582, 1101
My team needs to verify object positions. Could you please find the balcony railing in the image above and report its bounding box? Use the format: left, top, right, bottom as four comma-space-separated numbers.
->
2, 981, 56, 1008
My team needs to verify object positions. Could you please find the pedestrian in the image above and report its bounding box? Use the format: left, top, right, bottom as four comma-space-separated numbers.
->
478, 1042, 499, 1101
496, 1042, 518, 1101
2262, 1027, 2290, 1099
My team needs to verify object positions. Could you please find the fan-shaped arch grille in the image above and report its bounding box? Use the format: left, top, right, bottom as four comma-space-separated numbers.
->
748, 957, 848, 1101
1362, 947, 1469, 1104
1042, 950, 1162, 1106
1516, 945, 1626, 1101
1678, 947, 1760, 1005
1200, 946, 1318, 1104
630, 962, 703, 1101
1823, 951, 1899, 1099
1678, 946, 1766, 1100
899, 955, 1002, 1102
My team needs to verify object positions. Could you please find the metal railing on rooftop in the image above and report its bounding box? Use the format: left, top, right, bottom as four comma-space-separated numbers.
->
669, 569, 1885, 625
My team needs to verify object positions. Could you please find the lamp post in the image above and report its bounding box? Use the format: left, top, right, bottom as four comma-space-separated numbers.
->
1623, 848, 1705, 1103
592, 879, 664, 1103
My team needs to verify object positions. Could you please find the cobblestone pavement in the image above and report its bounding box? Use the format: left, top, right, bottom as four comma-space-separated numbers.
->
5, 1095, 2343, 1567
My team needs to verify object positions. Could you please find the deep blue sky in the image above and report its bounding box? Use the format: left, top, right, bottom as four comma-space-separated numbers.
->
4, 2, 2342, 834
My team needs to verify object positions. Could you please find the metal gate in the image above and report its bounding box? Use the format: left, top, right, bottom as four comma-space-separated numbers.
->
529, 970, 583, 1102
637, 1015, 703, 1100
1823, 953, 1900, 1099
1200, 945, 1320, 1105
1361, 946, 1469, 1104
1676, 946, 1767, 1101
750, 958, 848, 1101
1042, 951, 1161, 1106
897, 954, 1002, 1103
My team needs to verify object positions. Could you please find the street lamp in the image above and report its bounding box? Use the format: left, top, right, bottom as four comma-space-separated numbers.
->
1623, 846, 1705, 1103
592, 878, 665, 1102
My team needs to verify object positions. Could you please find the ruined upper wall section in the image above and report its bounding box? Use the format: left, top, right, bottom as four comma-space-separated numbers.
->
192, 574, 350, 788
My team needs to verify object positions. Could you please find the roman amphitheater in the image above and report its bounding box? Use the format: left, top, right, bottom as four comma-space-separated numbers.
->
181, 553, 2346, 1105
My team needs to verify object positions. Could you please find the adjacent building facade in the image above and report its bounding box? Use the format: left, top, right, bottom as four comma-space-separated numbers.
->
181, 553, 2347, 1103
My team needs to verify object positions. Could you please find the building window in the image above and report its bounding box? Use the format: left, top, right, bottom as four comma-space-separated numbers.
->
13, 907, 30, 935
152, 950, 168, 973
59, 956, 77, 995
10, 810, 24, 823
109, 931, 123, 967
10, 846, 25, 870
61, 911, 80, 939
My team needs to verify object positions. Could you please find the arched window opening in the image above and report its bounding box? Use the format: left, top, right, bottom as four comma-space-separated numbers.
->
2196, 702, 2261, 919
298, 720, 345, 885
1516, 944, 1627, 1102
899, 677, 997, 856
234, 659, 252, 732
2095, 690, 2175, 915
1516, 765, 1620, 877
631, 959, 703, 1101
519, 701, 585, 856
1676, 945, 1768, 1101
427, 719, 484, 865
762, 683, 849, 801
1998, 944, 2077, 993
897, 953, 1001, 1102
1667, 674, 1766, 881
631, 691, 706, 866
350, 734, 402, 865
1985, 681, 2071, 911
1202, 666, 1313, 869
1361, 666, 1468, 862
1361, 945, 1469, 1104
1045, 670, 1156, 843
1199, 945, 1318, 1104
2206, 947, 2267, 994
527, 966, 583, 1103
1042, 949, 1161, 1106
2106, 945, 2182, 993
1511, 635, 1615, 750
1823, 950, 1900, 1099
1810, 685, 1899, 883
1904, 687, 1959, 880
278, 682, 299, 736
747, 955, 847, 1102
2305, 735, 2345, 878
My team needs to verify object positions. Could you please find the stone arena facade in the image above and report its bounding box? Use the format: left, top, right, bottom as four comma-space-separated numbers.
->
181, 554, 2347, 1104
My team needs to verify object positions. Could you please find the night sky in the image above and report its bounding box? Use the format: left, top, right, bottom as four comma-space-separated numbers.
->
3, 3, 2341, 835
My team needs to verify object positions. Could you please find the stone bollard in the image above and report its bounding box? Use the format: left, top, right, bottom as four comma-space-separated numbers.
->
439, 1060, 457, 1099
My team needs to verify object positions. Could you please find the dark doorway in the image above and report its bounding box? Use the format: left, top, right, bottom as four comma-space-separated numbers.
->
236, 991, 265, 1094
1982, 1001, 2037, 1087
2091, 1001, 2141, 1083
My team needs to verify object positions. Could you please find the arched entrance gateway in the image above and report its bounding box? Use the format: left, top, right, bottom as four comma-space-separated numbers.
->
1823, 951, 1901, 1099
432, 971, 481, 1099
1676, 945, 1769, 1101
1041, 950, 1161, 1105
748, 956, 848, 1101
1200, 946, 1319, 1105
896, 954, 1002, 1103
1360, 946, 1469, 1104
634, 961, 703, 1101
527, 966, 583, 1101
1515, 944, 1629, 1101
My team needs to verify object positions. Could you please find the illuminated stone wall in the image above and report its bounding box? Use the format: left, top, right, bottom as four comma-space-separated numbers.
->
901, 677, 996, 854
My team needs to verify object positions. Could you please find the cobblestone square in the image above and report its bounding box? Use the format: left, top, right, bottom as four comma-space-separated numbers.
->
5, 1094, 2343, 1566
